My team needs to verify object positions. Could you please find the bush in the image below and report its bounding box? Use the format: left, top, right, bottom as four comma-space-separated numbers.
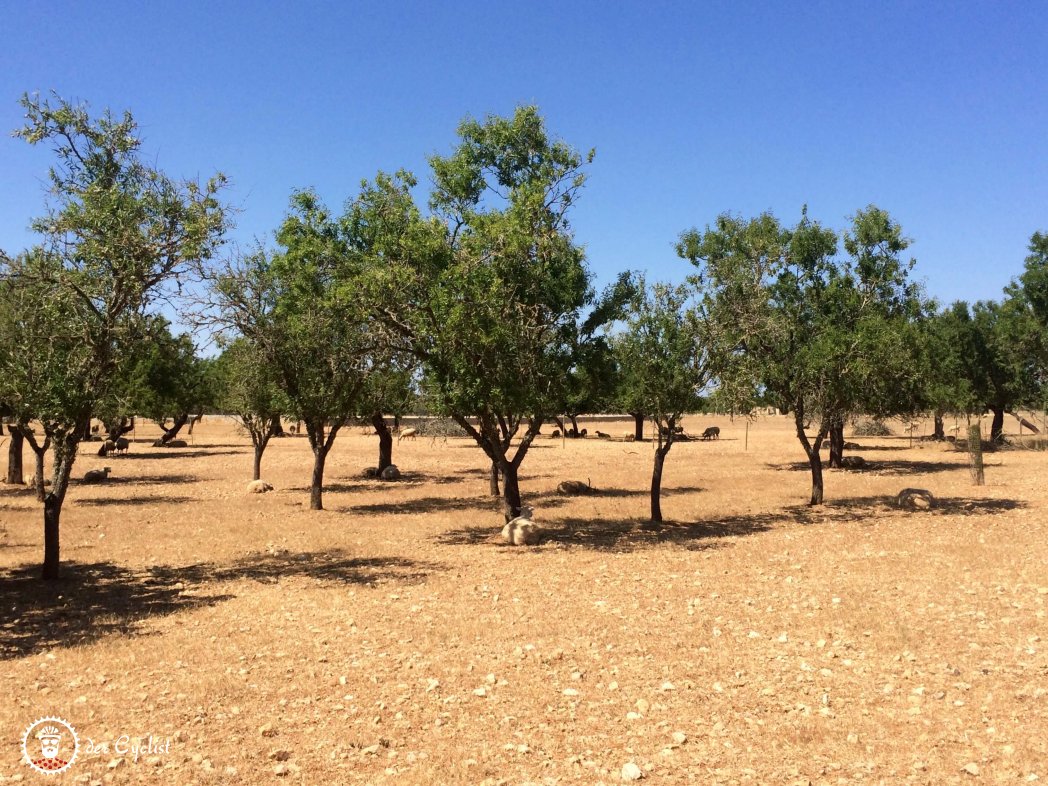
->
852, 419, 893, 437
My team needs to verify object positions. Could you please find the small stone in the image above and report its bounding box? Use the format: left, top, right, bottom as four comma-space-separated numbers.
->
259, 723, 277, 737
671, 731, 687, 745
621, 762, 644, 781
473, 687, 487, 697
274, 763, 289, 776
269, 750, 291, 761
660, 681, 675, 691
107, 758, 125, 769
635, 698, 650, 714
963, 763, 980, 776
562, 688, 579, 696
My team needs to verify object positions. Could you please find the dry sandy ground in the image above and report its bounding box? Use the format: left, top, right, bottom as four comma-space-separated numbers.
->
0, 415, 1046, 785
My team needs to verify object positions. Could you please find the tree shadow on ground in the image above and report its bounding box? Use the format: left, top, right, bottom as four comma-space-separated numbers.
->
75, 495, 195, 507
528, 484, 705, 502
0, 550, 440, 660
124, 449, 246, 460
344, 495, 568, 516
95, 474, 203, 487
789, 494, 1025, 524
436, 511, 777, 552
768, 459, 972, 475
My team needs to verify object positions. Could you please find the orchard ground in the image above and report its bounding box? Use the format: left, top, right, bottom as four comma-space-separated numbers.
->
1, 414, 1046, 785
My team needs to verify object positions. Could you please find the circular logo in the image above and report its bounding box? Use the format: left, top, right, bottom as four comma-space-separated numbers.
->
21, 717, 79, 775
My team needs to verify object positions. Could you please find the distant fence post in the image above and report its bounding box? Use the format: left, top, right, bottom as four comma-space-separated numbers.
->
968, 424, 984, 486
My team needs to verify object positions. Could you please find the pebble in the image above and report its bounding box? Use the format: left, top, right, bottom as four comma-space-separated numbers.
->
621, 762, 644, 781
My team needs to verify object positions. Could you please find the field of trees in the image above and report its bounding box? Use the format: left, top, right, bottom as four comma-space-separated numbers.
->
1, 95, 1047, 782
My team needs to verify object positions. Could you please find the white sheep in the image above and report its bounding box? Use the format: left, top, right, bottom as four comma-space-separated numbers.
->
397, 427, 417, 442
83, 467, 112, 484
501, 504, 541, 546
247, 480, 273, 493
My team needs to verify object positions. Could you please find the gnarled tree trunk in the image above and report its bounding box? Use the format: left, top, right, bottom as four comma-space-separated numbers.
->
489, 461, 500, 496
41, 428, 80, 581
5, 424, 24, 485
372, 412, 393, 473
827, 415, 844, 468
269, 414, 285, 438
794, 407, 828, 505
989, 406, 1005, 443
631, 412, 644, 441
650, 430, 673, 523
933, 412, 945, 440
159, 413, 190, 444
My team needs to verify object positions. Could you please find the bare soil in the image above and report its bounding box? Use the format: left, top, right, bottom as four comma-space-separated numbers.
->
1, 415, 1046, 784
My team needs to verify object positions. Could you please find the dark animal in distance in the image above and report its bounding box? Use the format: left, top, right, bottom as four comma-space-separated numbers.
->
557, 478, 595, 495
701, 427, 720, 441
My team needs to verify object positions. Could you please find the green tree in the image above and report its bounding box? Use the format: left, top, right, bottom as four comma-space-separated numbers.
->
214, 192, 374, 510
613, 277, 715, 522
678, 206, 925, 505
360, 108, 594, 521
213, 339, 286, 480
1, 94, 227, 579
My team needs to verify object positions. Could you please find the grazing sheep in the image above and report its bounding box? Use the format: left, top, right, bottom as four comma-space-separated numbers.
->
288, 424, 298, 434
398, 427, 417, 442
381, 464, 401, 481
623, 433, 636, 442
550, 428, 561, 438
701, 426, 720, 441
115, 437, 130, 456
580, 428, 588, 436
896, 488, 936, 510
501, 504, 541, 546
98, 439, 117, 456
557, 478, 594, 495
83, 467, 112, 484
247, 480, 273, 493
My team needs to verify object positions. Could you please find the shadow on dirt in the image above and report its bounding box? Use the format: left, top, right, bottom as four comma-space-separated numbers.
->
437, 510, 776, 551
0, 550, 440, 660
91, 473, 203, 487
790, 494, 1026, 523
75, 495, 196, 507
768, 459, 972, 475
346, 495, 569, 516
122, 449, 246, 460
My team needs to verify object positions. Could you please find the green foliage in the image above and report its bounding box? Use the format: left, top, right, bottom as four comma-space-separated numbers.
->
212, 338, 286, 442
613, 277, 712, 433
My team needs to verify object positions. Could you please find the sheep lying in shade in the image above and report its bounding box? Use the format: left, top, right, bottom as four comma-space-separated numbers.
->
501, 504, 541, 546
247, 480, 273, 493
83, 467, 112, 484
557, 478, 594, 495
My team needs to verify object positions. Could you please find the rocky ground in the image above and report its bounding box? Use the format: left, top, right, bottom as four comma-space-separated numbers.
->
1, 415, 1045, 784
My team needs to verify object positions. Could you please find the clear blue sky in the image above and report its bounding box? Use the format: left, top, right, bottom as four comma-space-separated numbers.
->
2, 0, 1045, 307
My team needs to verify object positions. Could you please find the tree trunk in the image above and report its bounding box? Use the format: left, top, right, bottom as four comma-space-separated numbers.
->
807, 445, 825, 505
187, 413, 204, 435
160, 413, 190, 444
650, 443, 670, 522
33, 448, 46, 502
794, 409, 827, 506
827, 417, 844, 468
6, 425, 24, 485
568, 414, 580, 436
501, 461, 521, 522
372, 413, 393, 473
43, 495, 61, 580
310, 448, 327, 511
933, 413, 945, 440
990, 406, 1005, 443
252, 443, 264, 481
104, 417, 134, 441
269, 414, 285, 438
632, 412, 644, 441
41, 434, 78, 581
489, 461, 500, 496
